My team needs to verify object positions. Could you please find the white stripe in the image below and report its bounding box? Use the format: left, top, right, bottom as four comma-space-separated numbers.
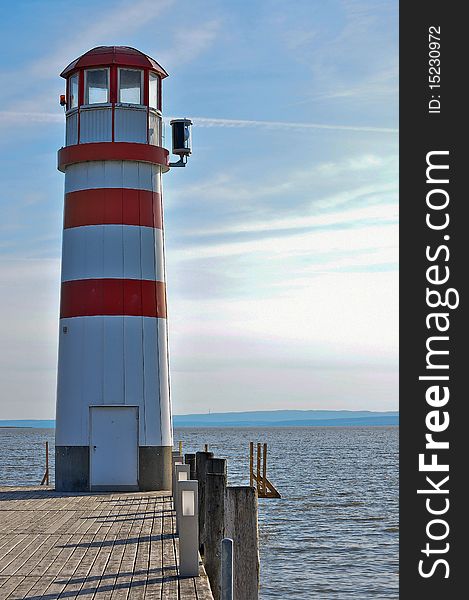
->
124, 316, 145, 443
103, 225, 123, 279
103, 317, 125, 406
61, 225, 165, 282
56, 316, 170, 447
143, 317, 162, 445
157, 317, 172, 446
64, 161, 162, 193
56, 317, 85, 446
82, 316, 104, 412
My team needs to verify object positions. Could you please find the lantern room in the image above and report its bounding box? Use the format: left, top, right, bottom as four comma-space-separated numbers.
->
60, 46, 168, 147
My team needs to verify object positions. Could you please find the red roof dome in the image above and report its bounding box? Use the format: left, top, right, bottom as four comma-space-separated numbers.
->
60, 46, 168, 79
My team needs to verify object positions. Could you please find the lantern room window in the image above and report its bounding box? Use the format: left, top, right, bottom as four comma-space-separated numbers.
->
118, 69, 143, 104
149, 72, 159, 109
85, 69, 109, 104
69, 73, 79, 109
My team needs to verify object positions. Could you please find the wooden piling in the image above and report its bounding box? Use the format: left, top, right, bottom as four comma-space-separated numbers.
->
263, 443, 267, 497
249, 441, 280, 499
185, 453, 197, 480
256, 443, 261, 496
249, 442, 254, 487
45, 441, 49, 485
224, 486, 259, 600
207, 457, 226, 475
179, 440, 183, 455
40, 441, 49, 486
196, 450, 214, 553
204, 460, 227, 600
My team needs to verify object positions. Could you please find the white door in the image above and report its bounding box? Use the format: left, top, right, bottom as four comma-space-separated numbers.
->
90, 406, 139, 490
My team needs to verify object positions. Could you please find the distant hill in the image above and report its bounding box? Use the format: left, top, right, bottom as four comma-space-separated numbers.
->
0, 410, 398, 429
173, 410, 398, 427
0, 420, 55, 428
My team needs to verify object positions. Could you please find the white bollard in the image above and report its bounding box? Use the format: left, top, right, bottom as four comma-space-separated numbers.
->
221, 538, 234, 600
175, 464, 191, 531
178, 480, 199, 577
172, 456, 184, 502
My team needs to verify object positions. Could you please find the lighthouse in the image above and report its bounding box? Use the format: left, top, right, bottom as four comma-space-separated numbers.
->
55, 47, 191, 492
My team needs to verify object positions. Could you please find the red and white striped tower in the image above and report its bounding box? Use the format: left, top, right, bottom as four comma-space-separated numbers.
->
55, 47, 190, 492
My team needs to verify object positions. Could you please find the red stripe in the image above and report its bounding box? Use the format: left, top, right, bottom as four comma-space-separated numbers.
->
64, 189, 162, 229
58, 142, 169, 172
60, 279, 167, 318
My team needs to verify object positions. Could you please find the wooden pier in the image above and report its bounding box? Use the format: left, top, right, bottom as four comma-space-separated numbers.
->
0, 486, 213, 600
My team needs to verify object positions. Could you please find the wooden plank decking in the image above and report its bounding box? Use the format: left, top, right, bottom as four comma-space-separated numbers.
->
0, 487, 213, 600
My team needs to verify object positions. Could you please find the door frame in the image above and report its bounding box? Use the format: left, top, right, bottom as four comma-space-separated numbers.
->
89, 405, 140, 491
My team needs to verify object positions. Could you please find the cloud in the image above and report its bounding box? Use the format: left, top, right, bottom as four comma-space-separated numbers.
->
166, 153, 397, 223
187, 202, 397, 237
155, 20, 222, 69
0, 2, 223, 122
0, 110, 398, 134
271, 0, 398, 114
176, 116, 398, 134
292, 65, 398, 106
172, 362, 398, 412
172, 222, 396, 261
168, 269, 398, 360
0, 111, 62, 124
0, 259, 60, 419
27, 0, 175, 79
171, 363, 398, 413
0, 0, 175, 118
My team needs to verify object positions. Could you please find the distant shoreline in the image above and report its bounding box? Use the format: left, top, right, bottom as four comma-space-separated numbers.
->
1, 409, 398, 429
1, 425, 399, 430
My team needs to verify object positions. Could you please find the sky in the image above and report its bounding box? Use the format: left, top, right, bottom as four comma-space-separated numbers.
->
0, 0, 398, 419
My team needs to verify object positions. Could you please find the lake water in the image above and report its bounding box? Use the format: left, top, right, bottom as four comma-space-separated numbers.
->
0, 426, 398, 599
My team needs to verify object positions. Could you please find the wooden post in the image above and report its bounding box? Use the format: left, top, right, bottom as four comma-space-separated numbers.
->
204, 459, 227, 600
208, 457, 226, 475
179, 440, 183, 455
262, 443, 267, 495
185, 453, 197, 480
45, 441, 49, 486
41, 442, 50, 486
196, 450, 214, 553
225, 486, 259, 600
204, 443, 209, 452
256, 443, 261, 496
249, 442, 253, 487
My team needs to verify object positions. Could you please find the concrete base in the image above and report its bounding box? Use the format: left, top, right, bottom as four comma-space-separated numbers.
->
55, 446, 89, 492
55, 445, 172, 492
139, 446, 172, 491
